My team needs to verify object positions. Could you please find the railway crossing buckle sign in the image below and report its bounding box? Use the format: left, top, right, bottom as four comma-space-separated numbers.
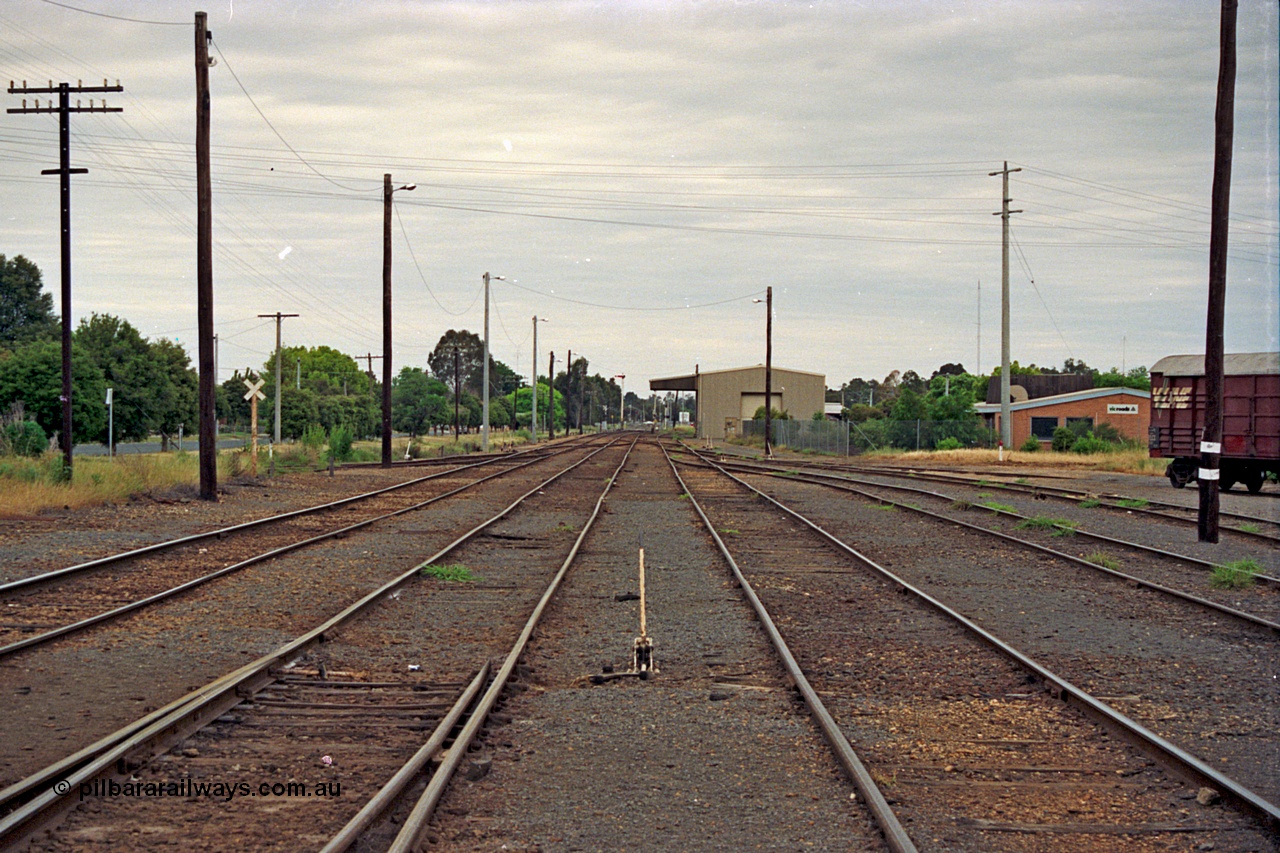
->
243, 377, 266, 475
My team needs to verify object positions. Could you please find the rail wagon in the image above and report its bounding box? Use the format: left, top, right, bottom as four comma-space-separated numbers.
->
1149, 352, 1280, 491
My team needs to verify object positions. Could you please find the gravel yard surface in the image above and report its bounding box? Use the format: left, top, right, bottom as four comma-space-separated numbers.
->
428, 441, 885, 852
4, 438, 1278, 851
744, 469, 1280, 808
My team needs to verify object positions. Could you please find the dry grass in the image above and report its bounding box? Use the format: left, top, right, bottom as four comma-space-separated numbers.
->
860, 446, 1166, 476
0, 452, 244, 518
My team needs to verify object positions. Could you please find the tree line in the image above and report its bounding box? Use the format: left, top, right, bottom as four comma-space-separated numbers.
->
1, 255, 628, 452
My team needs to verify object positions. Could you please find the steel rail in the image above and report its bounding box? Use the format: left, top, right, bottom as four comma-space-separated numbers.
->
319, 662, 491, 853
712, 455, 1280, 634
818, 458, 1279, 534
674, 445, 1280, 830
386, 435, 640, 853
0, 437, 627, 847
694, 448, 1280, 588
0, 444, 585, 659
0, 442, 578, 597
659, 442, 919, 853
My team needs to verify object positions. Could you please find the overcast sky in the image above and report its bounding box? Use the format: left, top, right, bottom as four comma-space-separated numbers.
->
2, 0, 1276, 398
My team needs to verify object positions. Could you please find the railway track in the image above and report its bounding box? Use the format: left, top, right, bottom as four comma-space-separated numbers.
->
736, 454, 1280, 542
665, 441, 1279, 849
0, 441, 596, 659
689, 447, 1280, 582
0, 436, 638, 850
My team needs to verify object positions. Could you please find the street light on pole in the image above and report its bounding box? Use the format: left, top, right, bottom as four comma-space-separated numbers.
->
531, 316, 548, 443
753, 287, 773, 458
382, 174, 415, 467
481, 272, 504, 452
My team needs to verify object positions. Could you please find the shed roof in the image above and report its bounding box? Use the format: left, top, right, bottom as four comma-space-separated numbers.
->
974, 385, 1149, 414
1150, 352, 1279, 377
649, 364, 825, 392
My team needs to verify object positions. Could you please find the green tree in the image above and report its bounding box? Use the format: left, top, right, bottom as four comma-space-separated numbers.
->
150, 338, 198, 450
392, 367, 449, 437
74, 314, 168, 443
0, 339, 107, 444
0, 254, 58, 346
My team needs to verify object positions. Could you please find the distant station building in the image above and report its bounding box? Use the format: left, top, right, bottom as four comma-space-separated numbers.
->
650, 365, 826, 440
975, 385, 1151, 447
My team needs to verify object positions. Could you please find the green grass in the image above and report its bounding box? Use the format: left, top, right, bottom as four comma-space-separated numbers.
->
1015, 515, 1079, 536
420, 563, 479, 583
980, 501, 1016, 514
1085, 552, 1121, 570
950, 499, 973, 511
1210, 558, 1260, 590
718, 528, 740, 535
1015, 477, 1031, 485
1116, 498, 1150, 509
1078, 498, 1101, 509
1236, 523, 1262, 534
871, 503, 897, 511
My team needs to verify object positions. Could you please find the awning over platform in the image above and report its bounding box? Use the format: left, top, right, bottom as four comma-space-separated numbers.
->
649, 374, 698, 391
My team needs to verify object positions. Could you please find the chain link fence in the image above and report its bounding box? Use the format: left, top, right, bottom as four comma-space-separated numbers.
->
740, 418, 996, 454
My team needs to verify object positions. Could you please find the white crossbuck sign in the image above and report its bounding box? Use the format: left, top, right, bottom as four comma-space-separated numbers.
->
243, 377, 266, 402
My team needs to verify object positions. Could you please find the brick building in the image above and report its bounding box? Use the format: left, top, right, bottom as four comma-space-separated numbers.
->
975, 387, 1151, 447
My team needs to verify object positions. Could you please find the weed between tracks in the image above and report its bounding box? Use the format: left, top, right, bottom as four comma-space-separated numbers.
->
1079, 497, 1102, 508
1116, 498, 1150, 509
1210, 559, 1260, 590
420, 564, 480, 583
1085, 552, 1121, 571
980, 501, 1016, 514
1015, 515, 1079, 537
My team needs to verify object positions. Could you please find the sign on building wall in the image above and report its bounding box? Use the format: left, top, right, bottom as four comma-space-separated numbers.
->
1107, 404, 1140, 414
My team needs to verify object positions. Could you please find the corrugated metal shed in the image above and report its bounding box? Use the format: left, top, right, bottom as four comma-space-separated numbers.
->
1150, 352, 1279, 377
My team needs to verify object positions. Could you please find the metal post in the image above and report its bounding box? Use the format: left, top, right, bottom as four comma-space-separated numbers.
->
531, 316, 538, 443
764, 285, 773, 458
106, 387, 113, 457
1199, 0, 1237, 543
258, 312, 298, 446
482, 272, 491, 451
453, 348, 461, 441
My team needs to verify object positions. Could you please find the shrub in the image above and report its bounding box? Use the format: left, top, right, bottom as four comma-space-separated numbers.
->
1071, 434, 1111, 454
935, 436, 963, 451
1051, 426, 1075, 452
1020, 437, 1041, 452
328, 425, 354, 462
300, 423, 327, 449
4, 421, 47, 457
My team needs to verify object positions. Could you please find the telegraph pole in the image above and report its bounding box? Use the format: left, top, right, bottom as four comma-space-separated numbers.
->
8, 77, 123, 477
195, 11, 216, 500
989, 161, 1022, 451
382, 174, 414, 467
1199, 0, 1237, 543
258, 312, 298, 444
548, 351, 555, 440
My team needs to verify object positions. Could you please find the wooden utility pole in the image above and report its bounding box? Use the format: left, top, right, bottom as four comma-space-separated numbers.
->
453, 348, 461, 440
531, 316, 540, 444
8, 77, 123, 478
258, 312, 298, 445
989, 161, 1022, 451
382, 175, 414, 467
548, 351, 556, 440
1199, 0, 1238, 543
195, 11, 216, 499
